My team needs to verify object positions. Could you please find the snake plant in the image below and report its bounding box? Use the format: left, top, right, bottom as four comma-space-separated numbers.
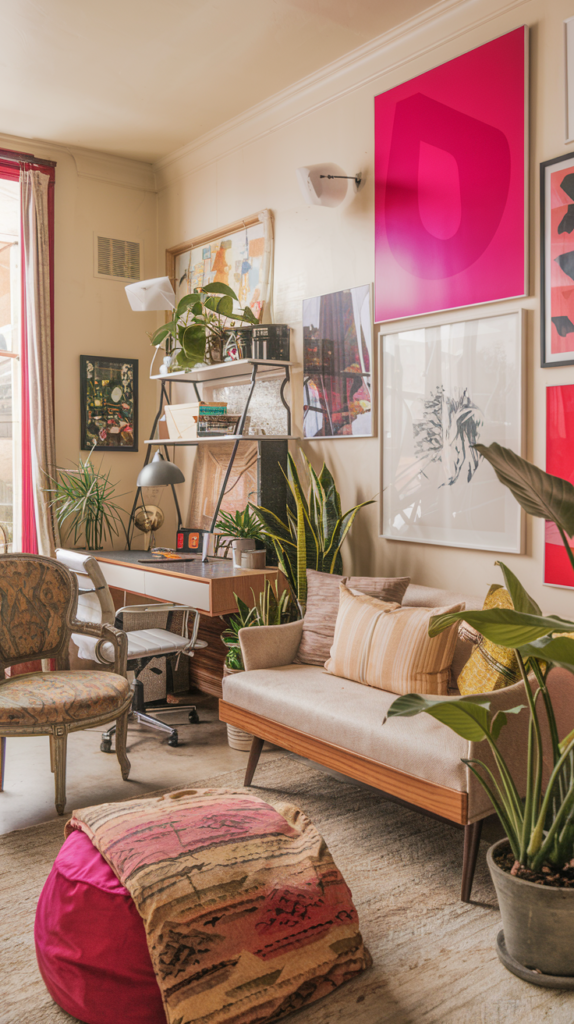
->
250, 452, 373, 609
387, 442, 574, 872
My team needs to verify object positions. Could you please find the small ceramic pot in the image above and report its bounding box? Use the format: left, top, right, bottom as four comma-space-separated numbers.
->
487, 838, 574, 977
231, 538, 254, 567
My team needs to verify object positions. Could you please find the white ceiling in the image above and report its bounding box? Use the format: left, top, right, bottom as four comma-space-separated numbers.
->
0, 0, 441, 164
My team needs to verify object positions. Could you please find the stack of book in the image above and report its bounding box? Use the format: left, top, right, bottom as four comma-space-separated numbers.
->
165, 402, 241, 439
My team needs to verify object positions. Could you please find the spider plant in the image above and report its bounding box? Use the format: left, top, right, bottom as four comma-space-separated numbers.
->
150, 282, 258, 370
46, 448, 128, 551
215, 507, 264, 539
251, 452, 374, 609
221, 579, 299, 670
387, 442, 574, 872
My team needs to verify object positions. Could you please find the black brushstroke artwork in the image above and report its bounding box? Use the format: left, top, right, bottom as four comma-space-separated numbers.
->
560, 173, 574, 202
558, 205, 574, 234
555, 251, 574, 281
413, 386, 483, 487
551, 316, 574, 337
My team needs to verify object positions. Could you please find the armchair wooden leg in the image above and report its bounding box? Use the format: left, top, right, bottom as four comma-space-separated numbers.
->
0, 736, 5, 792
52, 728, 68, 816
49, 734, 56, 773
115, 710, 131, 781
244, 737, 264, 786
461, 819, 483, 902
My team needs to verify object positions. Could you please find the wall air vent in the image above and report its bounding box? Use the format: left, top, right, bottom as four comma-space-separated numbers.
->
94, 235, 141, 283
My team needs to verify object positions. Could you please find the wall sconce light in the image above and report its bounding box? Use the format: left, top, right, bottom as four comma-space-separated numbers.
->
125, 276, 176, 311
296, 162, 364, 208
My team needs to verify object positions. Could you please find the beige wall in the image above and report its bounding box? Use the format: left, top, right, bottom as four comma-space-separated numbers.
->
153, 0, 574, 619
0, 134, 159, 549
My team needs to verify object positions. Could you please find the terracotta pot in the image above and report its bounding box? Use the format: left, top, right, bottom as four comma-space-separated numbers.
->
487, 838, 574, 977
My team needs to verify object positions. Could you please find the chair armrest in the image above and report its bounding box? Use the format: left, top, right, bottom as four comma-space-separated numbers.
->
71, 621, 128, 678
239, 620, 304, 671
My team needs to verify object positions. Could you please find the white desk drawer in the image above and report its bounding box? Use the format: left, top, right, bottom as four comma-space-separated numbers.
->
98, 561, 146, 595
143, 571, 210, 611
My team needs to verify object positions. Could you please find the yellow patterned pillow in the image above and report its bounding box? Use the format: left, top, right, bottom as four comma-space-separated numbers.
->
457, 584, 520, 695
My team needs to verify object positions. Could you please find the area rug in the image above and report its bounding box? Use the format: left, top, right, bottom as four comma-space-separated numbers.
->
2, 755, 574, 1024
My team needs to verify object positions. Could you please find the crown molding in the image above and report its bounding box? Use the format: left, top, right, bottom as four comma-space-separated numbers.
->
0, 132, 156, 192
154, 0, 531, 189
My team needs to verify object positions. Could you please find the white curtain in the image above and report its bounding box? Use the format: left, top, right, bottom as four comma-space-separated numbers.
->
20, 168, 60, 556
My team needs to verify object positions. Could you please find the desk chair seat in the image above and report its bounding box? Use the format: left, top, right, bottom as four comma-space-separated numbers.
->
56, 549, 205, 749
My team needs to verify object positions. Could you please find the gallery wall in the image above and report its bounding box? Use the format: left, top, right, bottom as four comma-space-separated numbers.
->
154, 0, 574, 617
0, 132, 159, 543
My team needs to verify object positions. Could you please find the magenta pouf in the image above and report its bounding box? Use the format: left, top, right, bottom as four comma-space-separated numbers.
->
35, 829, 165, 1024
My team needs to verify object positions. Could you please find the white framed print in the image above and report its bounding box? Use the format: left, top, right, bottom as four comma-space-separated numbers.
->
381, 311, 524, 552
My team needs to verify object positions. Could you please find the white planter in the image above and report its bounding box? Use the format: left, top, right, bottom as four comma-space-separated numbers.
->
226, 724, 254, 751
231, 538, 254, 567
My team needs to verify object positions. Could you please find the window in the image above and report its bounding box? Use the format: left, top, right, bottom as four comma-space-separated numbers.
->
0, 177, 20, 551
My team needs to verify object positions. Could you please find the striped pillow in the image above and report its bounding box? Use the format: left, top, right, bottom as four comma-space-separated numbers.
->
324, 584, 464, 695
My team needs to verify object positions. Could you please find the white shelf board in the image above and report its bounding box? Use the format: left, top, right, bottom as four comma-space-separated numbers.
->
146, 435, 298, 445
151, 359, 297, 384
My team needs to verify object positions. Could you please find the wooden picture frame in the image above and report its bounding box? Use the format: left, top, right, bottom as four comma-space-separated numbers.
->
80, 355, 138, 451
540, 152, 574, 367
166, 210, 274, 323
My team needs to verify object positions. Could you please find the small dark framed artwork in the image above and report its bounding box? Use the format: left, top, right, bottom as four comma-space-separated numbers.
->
80, 355, 138, 451
541, 152, 574, 366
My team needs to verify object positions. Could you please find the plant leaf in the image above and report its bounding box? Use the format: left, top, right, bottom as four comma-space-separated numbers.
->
495, 561, 541, 616
217, 295, 234, 317
176, 293, 198, 318
201, 282, 238, 298
475, 442, 574, 537
429, 607, 574, 646
519, 635, 574, 673
151, 323, 175, 346
385, 692, 493, 742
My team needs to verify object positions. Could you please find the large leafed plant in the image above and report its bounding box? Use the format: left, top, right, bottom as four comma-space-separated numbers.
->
387, 442, 574, 872
150, 283, 258, 371
251, 452, 373, 609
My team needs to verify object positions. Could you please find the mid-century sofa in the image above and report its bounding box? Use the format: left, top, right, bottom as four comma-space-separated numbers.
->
219, 583, 574, 901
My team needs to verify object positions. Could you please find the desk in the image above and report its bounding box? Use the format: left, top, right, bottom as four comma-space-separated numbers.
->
92, 551, 279, 696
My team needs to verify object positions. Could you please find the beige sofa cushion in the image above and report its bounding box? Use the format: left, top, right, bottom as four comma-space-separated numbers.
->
223, 664, 469, 792
296, 569, 410, 667
325, 585, 464, 696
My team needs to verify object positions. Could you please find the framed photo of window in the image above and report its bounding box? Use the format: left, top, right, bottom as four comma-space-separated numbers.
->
80, 355, 138, 451
541, 151, 574, 366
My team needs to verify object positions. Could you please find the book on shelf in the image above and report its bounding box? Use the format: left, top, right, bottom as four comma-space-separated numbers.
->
165, 402, 228, 440
196, 414, 241, 438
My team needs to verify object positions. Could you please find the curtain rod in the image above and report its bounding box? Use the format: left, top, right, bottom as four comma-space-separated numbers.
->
0, 147, 56, 168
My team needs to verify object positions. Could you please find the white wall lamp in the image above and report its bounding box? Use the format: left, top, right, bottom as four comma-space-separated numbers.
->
125, 275, 176, 311
296, 162, 364, 207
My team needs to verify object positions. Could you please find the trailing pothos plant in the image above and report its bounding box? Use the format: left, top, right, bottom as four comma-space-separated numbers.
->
250, 452, 374, 610
221, 579, 299, 670
151, 282, 259, 371
387, 442, 574, 873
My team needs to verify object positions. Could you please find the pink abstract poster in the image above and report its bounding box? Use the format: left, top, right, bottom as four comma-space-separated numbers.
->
374, 27, 527, 322
545, 384, 574, 589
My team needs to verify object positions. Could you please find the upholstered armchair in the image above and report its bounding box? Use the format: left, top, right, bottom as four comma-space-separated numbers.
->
0, 554, 131, 814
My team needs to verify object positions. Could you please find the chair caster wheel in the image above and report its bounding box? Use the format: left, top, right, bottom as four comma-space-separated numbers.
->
168, 732, 179, 747
188, 709, 199, 724
100, 738, 113, 753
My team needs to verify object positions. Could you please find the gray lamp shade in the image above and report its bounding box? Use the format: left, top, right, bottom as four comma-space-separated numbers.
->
137, 451, 185, 487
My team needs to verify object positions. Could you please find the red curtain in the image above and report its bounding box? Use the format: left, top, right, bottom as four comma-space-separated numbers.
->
0, 155, 55, 554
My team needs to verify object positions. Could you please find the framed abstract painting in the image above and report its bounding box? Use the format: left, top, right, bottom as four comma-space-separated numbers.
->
374, 27, 528, 322
303, 284, 373, 438
540, 152, 574, 366
80, 355, 138, 451
545, 384, 574, 586
381, 311, 524, 552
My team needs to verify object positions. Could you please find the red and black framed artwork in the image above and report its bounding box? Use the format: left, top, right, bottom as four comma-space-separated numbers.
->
540, 152, 574, 366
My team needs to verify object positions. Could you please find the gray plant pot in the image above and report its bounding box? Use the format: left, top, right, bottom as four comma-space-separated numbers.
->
487, 838, 574, 977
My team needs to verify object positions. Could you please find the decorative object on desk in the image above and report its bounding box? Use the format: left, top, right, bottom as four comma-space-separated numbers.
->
381, 311, 524, 553
167, 210, 273, 323
296, 163, 363, 207
150, 282, 259, 371
129, 451, 185, 547
80, 355, 138, 451
252, 324, 291, 360
252, 453, 373, 609
46, 447, 127, 551
374, 27, 527, 322
240, 548, 266, 569
387, 446, 574, 982
303, 285, 372, 438
132, 504, 164, 551
176, 527, 205, 553
540, 152, 574, 366
215, 508, 264, 567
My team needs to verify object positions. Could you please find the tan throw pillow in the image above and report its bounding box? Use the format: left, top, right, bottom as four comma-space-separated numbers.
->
295, 570, 347, 666
347, 575, 410, 603
324, 584, 464, 695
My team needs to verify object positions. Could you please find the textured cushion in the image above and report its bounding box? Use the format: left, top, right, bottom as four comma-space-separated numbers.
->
325, 585, 464, 695
457, 585, 520, 695
0, 671, 129, 727
35, 829, 164, 1024
223, 664, 470, 791
296, 569, 410, 667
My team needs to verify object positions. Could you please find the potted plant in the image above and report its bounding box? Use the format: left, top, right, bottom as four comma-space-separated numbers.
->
251, 453, 374, 610
215, 507, 264, 567
386, 442, 574, 982
46, 448, 127, 551
150, 283, 258, 371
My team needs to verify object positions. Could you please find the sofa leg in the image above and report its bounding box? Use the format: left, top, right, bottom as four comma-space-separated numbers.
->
244, 737, 264, 786
461, 820, 483, 902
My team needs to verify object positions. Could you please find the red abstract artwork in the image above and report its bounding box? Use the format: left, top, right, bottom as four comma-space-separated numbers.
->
374, 27, 527, 322
545, 384, 574, 588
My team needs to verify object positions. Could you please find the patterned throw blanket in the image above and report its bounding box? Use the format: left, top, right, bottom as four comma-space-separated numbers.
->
65, 788, 371, 1024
